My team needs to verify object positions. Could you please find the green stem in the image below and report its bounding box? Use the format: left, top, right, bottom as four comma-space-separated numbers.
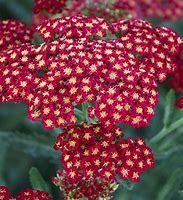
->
75, 103, 98, 124
74, 108, 85, 120
158, 130, 183, 151
150, 117, 183, 144
155, 145, 183, 160
116, 176, 134, 190
82, 102, 88, 121
29, 167, 51, 193
0, 131, 59, 163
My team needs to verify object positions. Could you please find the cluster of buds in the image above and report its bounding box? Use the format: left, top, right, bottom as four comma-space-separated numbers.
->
52, 171, 118, 200
0, 20, 32, 51
0, 186, 51, 200
54, 123, 154, 183
0, 16, 181, 130
33, 0, 183, 22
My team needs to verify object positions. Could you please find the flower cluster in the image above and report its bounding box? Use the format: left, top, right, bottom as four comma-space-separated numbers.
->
54, 123, 154, 186
0, 20, 32, 51
62, 0, 136, 22
175, 98, 183, 109
0, 186, 51, 200
140, 0, 183, 21
0, 16, 181, 129
33, 0, 183, 22
170, 40, 183, 109
52, 171, 118, 200
33, 0, 67, 14
171, 42, 183, 92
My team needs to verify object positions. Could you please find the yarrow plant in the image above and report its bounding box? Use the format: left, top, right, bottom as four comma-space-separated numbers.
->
0, 16, 181, 130
0, 20, 32, 51
0, 186, 51, 200
54, 124, 154, 182
0, 1, 183, 200
52, 171, 119, 200
33, 0, 183, 22
34, 0, 67, 14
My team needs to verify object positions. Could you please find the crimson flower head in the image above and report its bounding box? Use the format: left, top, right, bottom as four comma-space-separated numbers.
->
52, 170, 118, 200
34, 0, 67, 14
0, 186, 51, 200
170, 40, 183, 93
140, 0, 183, 21
175, 97, 183, 109
170, 40, 183, 109
0, 16, 181, 129
0, 20, 32, 51
33, 0, 183, 22
54, 123, 154, 188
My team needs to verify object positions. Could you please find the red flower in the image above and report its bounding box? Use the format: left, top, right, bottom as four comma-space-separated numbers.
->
0, 186, 51, 200
33, 0, 183, 22
0, 20, 32, 51
117, 137, 155, 182
175, 97, 183, 109
0, 17, 181, 129
54, 123, 155, 185
170, 40, 183, 109
52, 170, 118, 200
0, 186, 10, 200
139, 0, 183, 21
34, 0, 67, 14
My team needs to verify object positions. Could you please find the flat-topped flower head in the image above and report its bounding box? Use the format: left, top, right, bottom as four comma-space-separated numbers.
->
34, 0, 67, 14
140, 0, 183, 21
35, 16, 110, 41
0, 16, 181, 129
54, 123, 154, 186
170, 40, 183, 91
0, 20, 32, 51
170, 40, 183, 109
52, 171, 118, 200
33, 0, 183, 22
0, 186, 51, 200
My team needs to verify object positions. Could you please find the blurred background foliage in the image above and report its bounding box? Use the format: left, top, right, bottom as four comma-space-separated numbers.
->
0, 0, 183, 200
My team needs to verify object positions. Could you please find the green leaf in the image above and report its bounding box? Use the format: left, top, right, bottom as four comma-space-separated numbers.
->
157, 168, 183, 200
74, 108, 85, 120
29, 167, 50, 192
150, 117, 183, 144
155, 145, 183, 160
178, 190, 183, 199
32, 33, 44, 45
179, 190, 183, 199
0, 131, 59, 163
163, 90, 175, 127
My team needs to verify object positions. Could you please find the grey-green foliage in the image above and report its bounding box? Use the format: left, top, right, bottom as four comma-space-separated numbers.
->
0, 142, 8, 185
157, 169, 183, 200
0, 131, 59, 163
29, 167, 51, 192
163, 90, 175, 128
